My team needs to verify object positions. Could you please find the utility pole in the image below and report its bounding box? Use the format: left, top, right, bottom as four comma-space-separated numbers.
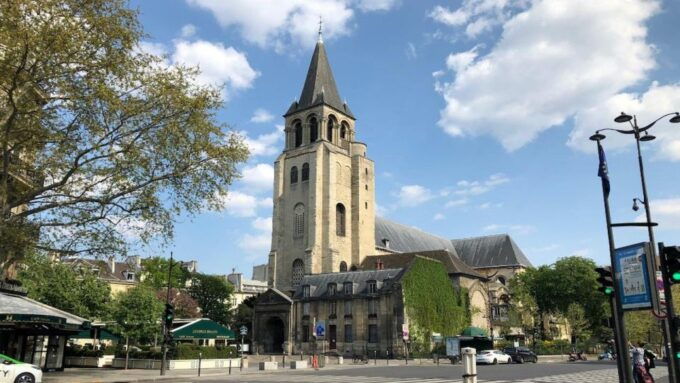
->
160, 252, 174, 376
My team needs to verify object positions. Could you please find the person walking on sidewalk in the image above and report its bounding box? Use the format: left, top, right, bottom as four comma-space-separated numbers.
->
630, 341, 654, 383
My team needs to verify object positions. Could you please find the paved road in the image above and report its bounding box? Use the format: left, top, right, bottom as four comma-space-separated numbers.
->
192, 362, 669, 383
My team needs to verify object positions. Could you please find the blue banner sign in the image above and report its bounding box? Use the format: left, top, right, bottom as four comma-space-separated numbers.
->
615, 242, 653, 310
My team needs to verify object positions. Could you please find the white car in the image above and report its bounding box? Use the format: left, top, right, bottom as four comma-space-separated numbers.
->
476, 350, 512, 365
0, 354, 43, 383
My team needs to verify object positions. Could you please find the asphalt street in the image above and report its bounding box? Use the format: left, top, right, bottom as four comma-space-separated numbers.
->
180, 361, 670, 383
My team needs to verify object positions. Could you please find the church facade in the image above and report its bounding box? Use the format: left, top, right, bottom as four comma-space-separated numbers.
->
252, 37, 532, 355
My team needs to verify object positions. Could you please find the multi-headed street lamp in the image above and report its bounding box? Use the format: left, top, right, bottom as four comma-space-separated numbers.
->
590, 111, 680, 382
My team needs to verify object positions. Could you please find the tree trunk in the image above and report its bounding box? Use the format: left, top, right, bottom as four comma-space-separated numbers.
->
125, 336, 129, 370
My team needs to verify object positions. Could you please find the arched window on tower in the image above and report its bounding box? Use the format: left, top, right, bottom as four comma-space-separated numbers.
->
336, 203, 346, 237
309, 117, 318, 142
327, 117, 335, 143
339, 261, 347, 272
301, 163, 309, 181
294, 203, 305, 238
340, 123, 347, 140
294, 122, 303, 147
290, 166, 298, 184
292, 259, 304, 287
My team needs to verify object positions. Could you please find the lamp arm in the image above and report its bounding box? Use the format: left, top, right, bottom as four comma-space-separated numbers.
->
639, 112, 679, 132
597, 128, 634, 135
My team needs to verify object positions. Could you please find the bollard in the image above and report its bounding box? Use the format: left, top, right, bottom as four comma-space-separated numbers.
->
374, 350, 377, 365
300, 351, 303, 361
386, 350, 389, 366
240, 356, 244, 371
436, 353, 440, 366
461, 347, 477, 383
198, 352, 202, 377
228, 359, 232, 375
283, 354, 286, 368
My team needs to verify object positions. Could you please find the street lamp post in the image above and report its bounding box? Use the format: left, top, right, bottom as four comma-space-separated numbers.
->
591, 111, 680, 382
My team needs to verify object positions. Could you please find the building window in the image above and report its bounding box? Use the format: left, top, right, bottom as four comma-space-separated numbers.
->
292, 259, 304, 287
368, 324, 379, 343
302, 325, 309, 342
294, 122, 302, 147
294, 203, 305, 238
344, 324, 353, 343
301, 163, 310, 181
126, 271, 135, 281
290, 166, 298, 184
303, 302, 310, 315
327, 118, 334, 142
344, 282, 353, 295
368, 298, 378, 315
367, 281, 377, 294
339, 261, 347, 272
328, 283, 337, 296
329, 301, 337, 316
336, 203, 346, 236
309, 117, 318, 142
344, 300, 352, 315
365, 202, 368, 209
340, 122, 348, 139
497, 276, 506, 286
302, 285, 310, 298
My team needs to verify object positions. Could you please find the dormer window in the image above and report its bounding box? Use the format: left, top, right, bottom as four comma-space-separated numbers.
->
343, 282, 353, 295
367, 280, 377, 294
125, 271, 135, 281
328, 283, 337, 296
303, 285, 310, 298
91, 268, 100, 276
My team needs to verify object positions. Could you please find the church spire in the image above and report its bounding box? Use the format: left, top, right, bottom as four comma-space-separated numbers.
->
284, 30, 354, 118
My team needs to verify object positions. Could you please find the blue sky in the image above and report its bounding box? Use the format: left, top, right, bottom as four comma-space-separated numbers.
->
130, 0, 680, 277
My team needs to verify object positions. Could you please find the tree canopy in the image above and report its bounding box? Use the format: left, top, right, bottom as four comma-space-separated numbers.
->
111, 285, 163, 344
17, 252, 111, 320
140, 257, 190, 290
188, 273, 233, 326
0, 0, 248, 274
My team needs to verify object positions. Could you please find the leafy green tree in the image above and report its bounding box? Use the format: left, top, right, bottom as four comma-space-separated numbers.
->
0, 0, 248, 276
232, 296, 256, 343
156, 287, 200, 319
188, 273, 233, 325
140, 257, 190, 290
111, 285, 163, 346
17, 252, 111, 319
565, 303, 591, 343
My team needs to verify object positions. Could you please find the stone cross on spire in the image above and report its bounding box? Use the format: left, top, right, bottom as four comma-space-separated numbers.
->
318, 16, 323, 43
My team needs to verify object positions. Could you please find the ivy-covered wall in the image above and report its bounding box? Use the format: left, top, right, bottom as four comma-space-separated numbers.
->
401, 257, 470, 352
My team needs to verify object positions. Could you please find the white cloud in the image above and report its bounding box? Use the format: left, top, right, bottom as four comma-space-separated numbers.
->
238, 232, 271, 254
242, 126, 283, 157
181, 24, 197, 38
568, 83, 680, 161
429, 5, 469, 27
137, 41, 167, 57
429, 0, 529, 38
445, 198, 469, 208
172, 40, 259, 100
220, 191, 270, 217
250, 108, 275, 123
240, 163, 274, 192
453, 173, 509, 196
251, 216, 273, 232
395, 185, 433, 207
185, 0, 397, 50
434, 0, 660, 151
405, 42, 417, 60
483, 224, 535, 235
637, 198, 680, 229
433, 213, 446, 221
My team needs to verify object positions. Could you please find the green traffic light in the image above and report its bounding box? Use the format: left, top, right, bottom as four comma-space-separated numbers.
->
672, 271, 680, 282
605, 287, 614, 295
676, 351, 680, 360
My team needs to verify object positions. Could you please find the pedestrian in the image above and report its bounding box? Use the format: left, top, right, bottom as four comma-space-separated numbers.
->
630, 341, 654, 383
644, 348, 656, 376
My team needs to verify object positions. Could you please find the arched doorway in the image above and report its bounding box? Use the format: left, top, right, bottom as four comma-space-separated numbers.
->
264, 317, 285, 353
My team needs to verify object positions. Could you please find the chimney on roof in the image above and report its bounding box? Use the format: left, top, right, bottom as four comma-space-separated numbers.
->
375, 259, 384, 270
108, 257, 115, 274
382, 238, 390, 249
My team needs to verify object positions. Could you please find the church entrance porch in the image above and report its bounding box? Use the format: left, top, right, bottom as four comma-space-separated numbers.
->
252, 288, 293, 355
264, 317, 285, 353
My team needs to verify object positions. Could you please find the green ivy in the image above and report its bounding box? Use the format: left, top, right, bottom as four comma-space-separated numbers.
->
402, 257, 470, 351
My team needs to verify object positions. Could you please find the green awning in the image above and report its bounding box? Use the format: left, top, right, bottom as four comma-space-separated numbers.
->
461, 326, 488, 337
72, 327, 121, 341
171, 319, 235, 340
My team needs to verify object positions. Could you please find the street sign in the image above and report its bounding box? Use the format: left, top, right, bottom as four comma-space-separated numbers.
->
615, 242, 653, 310
402, 324, 409, 341
315, 320, 326, 338
240, 325, 248, 336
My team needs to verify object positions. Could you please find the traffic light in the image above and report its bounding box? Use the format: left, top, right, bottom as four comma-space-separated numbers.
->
595, 266, 615, 296
164, 303, 175, 328
663, 246, 680, 284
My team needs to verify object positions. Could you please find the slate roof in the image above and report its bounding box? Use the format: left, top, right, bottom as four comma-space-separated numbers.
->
375, 217, 459, 254
292, 268, 403, 299
284, 41, 354, 118
61, 257, 139, 282
451, 234, 532, 268
361, 250, 484, 279
0, 291, 88, 326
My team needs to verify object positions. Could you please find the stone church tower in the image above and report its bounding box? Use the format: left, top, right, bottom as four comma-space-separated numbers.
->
267, 38, 376, 292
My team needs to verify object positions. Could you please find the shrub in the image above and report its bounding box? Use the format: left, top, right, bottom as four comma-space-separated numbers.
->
172, 344, 238, 360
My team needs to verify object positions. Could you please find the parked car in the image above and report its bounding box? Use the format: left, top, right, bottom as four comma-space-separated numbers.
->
476, 350, 512, 365
0, 354, 43, 383
502, 347, 538, 364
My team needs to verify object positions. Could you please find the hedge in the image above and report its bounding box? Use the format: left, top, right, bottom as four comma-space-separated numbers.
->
113, 344, 238, 360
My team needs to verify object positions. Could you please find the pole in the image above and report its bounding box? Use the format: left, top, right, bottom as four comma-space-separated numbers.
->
160, 252, 174, 376
633, 121, 678, 382
599, 163, 633, 383
198, 352, 202, 376
658, 243, 680, 378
